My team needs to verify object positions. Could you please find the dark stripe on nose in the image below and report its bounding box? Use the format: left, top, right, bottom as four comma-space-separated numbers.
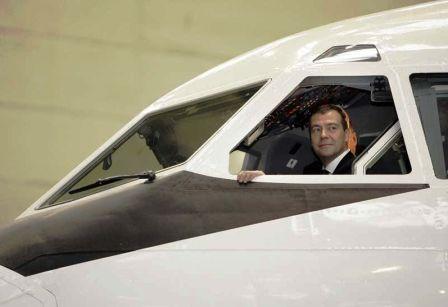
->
0, 171, 427, 275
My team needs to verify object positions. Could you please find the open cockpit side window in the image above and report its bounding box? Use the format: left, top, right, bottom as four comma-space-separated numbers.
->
230, 76, 411, 175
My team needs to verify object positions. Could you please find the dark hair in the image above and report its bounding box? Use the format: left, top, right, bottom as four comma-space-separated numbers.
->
309, 104, 348, 130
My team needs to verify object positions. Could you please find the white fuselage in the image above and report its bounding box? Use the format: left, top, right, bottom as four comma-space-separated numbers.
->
1, 1, 448, 306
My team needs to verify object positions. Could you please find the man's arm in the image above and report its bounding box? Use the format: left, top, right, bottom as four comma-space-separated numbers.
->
237, 170, 265, 183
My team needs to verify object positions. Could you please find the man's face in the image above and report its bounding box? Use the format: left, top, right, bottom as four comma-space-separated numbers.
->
310, 110, 348, 165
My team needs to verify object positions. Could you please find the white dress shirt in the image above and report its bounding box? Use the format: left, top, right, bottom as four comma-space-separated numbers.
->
324, 149, 350, 174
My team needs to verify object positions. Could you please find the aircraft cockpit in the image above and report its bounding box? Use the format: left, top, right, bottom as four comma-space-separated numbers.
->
33, 71, 448, 211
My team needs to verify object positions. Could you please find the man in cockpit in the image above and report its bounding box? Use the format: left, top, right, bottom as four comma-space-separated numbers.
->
303, 104, 355, 174
237, 104, 356, 183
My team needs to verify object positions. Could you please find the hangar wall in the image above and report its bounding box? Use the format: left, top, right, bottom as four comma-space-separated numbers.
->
0, 0, 429, 225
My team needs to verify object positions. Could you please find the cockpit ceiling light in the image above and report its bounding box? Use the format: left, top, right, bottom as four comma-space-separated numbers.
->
313, 44, 381, 63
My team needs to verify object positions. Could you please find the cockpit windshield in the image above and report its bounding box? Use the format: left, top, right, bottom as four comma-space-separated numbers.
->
44, 82, 266, 208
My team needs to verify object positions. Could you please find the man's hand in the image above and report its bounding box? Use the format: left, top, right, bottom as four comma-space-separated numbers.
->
237, 170, 265, 184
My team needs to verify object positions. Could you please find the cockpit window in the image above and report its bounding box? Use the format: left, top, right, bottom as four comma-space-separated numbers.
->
45, 82, 266, 208
366, 133, 411, 174
230, 76, 411, 175
410, 73, 448, 179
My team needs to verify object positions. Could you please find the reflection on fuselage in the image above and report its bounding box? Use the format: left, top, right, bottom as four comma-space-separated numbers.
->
322, 200, 448, 230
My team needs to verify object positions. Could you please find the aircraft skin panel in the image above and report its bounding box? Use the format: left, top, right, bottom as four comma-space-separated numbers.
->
28, 186, 448, 307
31, 251, 448, 307
0, 171, 427, 276
0, 265, 56, 307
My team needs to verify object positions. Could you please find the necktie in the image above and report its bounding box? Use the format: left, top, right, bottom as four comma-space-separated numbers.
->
321, 169, 331, 175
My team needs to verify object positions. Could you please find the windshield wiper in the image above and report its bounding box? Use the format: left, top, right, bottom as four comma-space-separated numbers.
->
69, 171, 156, 195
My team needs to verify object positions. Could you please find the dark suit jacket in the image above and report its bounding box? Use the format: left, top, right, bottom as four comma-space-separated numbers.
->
303, 152, 355, 174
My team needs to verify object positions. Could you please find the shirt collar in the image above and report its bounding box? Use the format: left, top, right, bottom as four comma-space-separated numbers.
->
324, 149, 350, 174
